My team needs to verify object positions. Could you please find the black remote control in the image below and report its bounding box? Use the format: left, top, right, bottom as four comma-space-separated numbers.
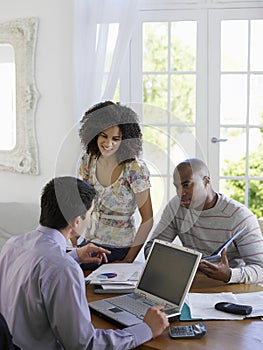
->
214, 302, 253, 315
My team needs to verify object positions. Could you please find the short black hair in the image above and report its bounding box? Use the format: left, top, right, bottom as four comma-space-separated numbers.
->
79, 101, 142, 164
39, 176, 96, 230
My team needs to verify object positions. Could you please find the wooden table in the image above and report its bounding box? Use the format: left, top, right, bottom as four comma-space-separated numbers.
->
85, 272, 263, 349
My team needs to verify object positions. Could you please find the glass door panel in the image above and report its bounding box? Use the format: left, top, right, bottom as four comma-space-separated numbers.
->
220, 75, 247, 124
248, 180, 263, 218
220, 179, 245, 204
221, 20, 248, 72
142, 18, 198, 204
248, 128, 263, 178
220, 127, 246, 174
216, 14, 263, 217
250, 20, 263, 71
249, 74, 263, 124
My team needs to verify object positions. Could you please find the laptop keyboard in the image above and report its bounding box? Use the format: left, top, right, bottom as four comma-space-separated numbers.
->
108, 293, 165, 319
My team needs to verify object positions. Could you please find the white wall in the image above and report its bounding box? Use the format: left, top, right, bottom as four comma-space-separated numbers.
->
0, 0, 82, 204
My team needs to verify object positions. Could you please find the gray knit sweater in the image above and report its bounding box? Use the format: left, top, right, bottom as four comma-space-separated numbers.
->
145, 193, 263, 284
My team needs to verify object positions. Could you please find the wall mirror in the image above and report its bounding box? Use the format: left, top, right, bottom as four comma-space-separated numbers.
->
0, 17, 39, 175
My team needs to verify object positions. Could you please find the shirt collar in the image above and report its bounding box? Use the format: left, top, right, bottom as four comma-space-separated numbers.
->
37, 225, 67, 250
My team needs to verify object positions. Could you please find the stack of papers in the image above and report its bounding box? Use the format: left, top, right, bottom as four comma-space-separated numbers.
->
85, 262, 144, 293
185, 291, 263, 320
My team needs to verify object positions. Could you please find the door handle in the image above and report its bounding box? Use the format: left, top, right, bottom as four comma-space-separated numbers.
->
211, 137, 228, 143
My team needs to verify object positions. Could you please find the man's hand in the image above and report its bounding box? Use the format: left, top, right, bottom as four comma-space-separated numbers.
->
199, 248, 232, 282
143, 306, 169, 338
77, 243, 111, 265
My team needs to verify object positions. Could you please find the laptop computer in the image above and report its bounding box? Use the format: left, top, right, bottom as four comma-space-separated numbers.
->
89, 239, 202, 327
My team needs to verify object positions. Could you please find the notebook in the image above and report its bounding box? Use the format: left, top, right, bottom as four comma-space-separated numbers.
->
202, 226, 246, 261
89, 239, 202, 327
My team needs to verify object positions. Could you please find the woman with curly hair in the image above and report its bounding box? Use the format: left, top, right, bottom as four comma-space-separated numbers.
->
77, 101, 153, 269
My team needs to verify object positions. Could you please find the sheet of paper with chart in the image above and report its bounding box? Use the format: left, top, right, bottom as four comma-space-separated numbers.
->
85, 262, 143, 285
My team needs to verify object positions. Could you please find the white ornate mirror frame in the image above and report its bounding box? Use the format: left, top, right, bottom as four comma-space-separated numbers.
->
0, 17, 39, 175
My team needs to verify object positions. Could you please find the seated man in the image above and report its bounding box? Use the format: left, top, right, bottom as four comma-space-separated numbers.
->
0, 313, 20, 350
145, 158, 263, 284
0, 177, 168, 350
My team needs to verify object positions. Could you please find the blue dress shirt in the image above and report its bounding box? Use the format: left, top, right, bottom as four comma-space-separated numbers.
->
0, 226, 152, 349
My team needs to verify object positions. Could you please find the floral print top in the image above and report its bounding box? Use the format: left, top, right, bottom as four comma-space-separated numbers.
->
79, 154, 151, 247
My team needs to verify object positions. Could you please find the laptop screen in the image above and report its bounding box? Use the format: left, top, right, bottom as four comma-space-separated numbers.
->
137, 241, 200, 305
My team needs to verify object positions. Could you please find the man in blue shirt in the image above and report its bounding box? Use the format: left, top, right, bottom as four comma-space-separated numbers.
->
0, 177, 168, 350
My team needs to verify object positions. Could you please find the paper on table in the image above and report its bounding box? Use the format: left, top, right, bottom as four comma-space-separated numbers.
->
236, 291, 263, 318
101, 282, 137, 290
85, 262, 143, 285
186, 292, 244, 320
186, 291, 263, 320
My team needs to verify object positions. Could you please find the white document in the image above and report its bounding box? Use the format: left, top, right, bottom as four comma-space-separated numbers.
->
236, 291, 263, 318
186, 292, 243, 320
85, 262, 143, 285
186, 291, 263, 320
101, 282, 137, 290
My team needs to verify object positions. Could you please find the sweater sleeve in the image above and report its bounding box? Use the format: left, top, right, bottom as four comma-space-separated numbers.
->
228, 214, 263, 284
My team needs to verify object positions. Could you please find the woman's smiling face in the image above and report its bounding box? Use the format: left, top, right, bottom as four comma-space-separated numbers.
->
97, 125, 122, 157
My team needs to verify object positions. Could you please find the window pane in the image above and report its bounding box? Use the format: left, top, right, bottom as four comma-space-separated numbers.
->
143, 104, 169, 124
143, 74, 168, 110
220, 179, 245, 204
221, 20, 248, 72
220, 75, 247, 124
249, 128, 263, 177
249, 74, 263, 124
143, 125, 168, 175
150, 176, 169, 222
171, 21, 196, 71
248, 180, 263, 218
251, 20, 263, 71
170, 74, 196, 123
0, 44, 16, 150
170, 126, 196, 172
143, 22, 168, 71
220, 128, 246, 176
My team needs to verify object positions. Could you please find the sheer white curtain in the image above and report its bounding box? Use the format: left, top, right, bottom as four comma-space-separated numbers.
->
73, 0, 141, 120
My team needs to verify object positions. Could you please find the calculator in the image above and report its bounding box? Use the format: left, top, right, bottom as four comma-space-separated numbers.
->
169, 322, 207, 339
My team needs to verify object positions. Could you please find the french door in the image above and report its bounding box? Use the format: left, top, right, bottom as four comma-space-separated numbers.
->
120, 6, 263, 219
208, 9, 263, 217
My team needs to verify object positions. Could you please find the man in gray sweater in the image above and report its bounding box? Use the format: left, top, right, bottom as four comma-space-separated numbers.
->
145, 158, 263, 284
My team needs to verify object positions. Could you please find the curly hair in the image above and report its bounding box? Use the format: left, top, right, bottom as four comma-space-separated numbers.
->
79, 101, 143, 164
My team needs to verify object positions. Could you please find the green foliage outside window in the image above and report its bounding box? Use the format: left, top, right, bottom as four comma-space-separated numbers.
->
142, 22, 263, 218
143, 22, 195, 124
223, 125, 263, 218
